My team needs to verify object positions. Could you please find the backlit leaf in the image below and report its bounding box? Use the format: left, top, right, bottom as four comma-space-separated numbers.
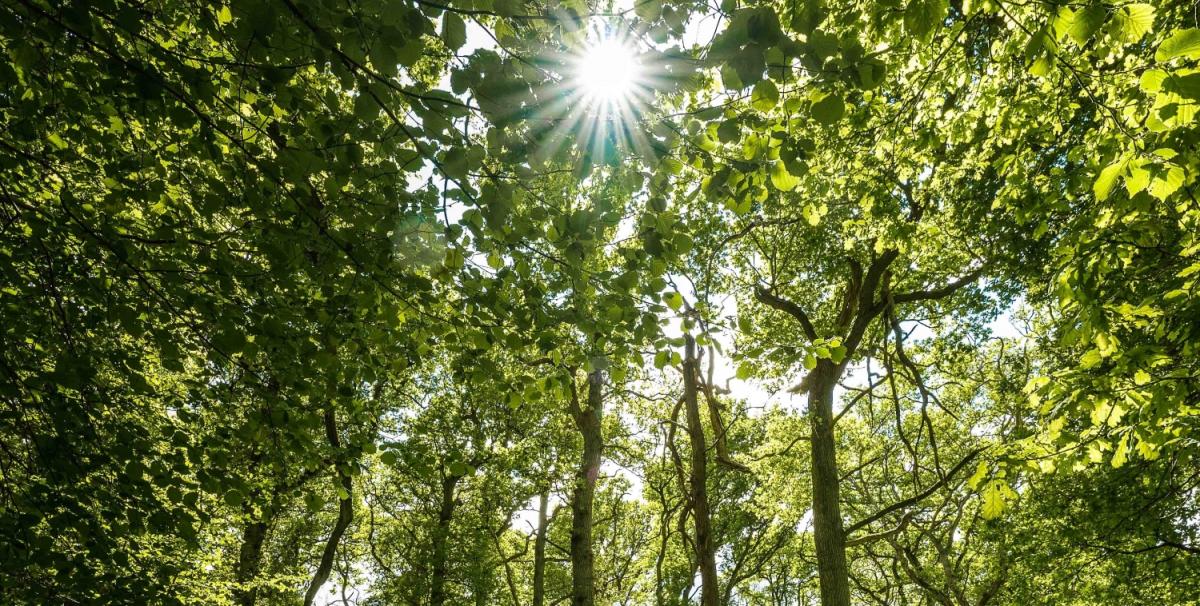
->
1156, 28, 1200, 61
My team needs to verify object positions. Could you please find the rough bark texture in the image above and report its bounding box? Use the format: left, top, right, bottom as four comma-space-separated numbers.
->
430, 473, 462, 606
683, 335, 719, 606
533, 489, 550, 606
302, 410, 354, 606
568, 370, 604, 606
808, 362, 851, 606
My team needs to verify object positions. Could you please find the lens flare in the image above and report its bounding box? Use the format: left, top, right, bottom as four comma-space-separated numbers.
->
523, 28, 659, 167
577, 38, 641, 103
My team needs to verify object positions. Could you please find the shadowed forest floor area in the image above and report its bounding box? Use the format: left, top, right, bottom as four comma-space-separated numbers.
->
1, 0, 1199, 604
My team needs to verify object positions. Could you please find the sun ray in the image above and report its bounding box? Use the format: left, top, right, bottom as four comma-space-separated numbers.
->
522, 24, 663, 170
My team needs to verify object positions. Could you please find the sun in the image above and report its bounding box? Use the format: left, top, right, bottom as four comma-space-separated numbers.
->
575, 37, 643, 105
526, 28, 656, 164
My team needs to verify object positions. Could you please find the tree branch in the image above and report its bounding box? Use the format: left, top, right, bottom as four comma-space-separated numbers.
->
891, 268, 985, 304
753, 285, 819, 342
845, 447, 984, 536
835, 257, 864, 331
845, 511, 913, 547
303, 410, 354, 606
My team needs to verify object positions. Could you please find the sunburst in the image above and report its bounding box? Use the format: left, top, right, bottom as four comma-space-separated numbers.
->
527, 24, 661, 168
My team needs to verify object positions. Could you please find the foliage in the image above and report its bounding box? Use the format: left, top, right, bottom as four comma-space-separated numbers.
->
1, 0, 1198, 604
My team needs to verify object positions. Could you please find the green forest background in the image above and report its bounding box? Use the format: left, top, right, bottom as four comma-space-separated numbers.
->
1, 0, 1198, 604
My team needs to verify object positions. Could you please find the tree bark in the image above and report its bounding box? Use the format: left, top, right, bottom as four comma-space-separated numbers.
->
430, 472, 462, 606
533, 489, 550, 606
235, 466, 323, 605
683, 334, 720, 606
302, 410, 354, 606
234, 513, 269, 606
808, 361, 851, 606
568, 370, 604, 606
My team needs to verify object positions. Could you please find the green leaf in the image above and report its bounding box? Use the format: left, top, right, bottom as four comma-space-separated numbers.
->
443, 247, 465, 270
1028, 56, 1052, 77
46, 133, 68, 150
1156, 28, 1200, 62
790, 0, 825, 33
967, 460, 988, 490
1112, 3, 1154, 42
353, 92, 378, 120
802, 204, 821, 226
717, 119, 741, 143
751, 79, 779, 111
1111, 433, 1130, 468
635, 0, 662, 21
442, 13, 467, 50
1093, 158, 1126, 201
810, 93, 844, 125
770, 161, 799, 192
736, 363, 753, 380
802, 352, 817, 370
493, 0, 520, 17
304, 492, 323, 513
1125, 163, 1150, 196
654, 350, 670, 369
829, 344, 846, 363
1149, 166, 1185, 201
980, 480, 1007, 519
217, 5, 232, 25
1164, 73, 1200, 100
720, 63, 744, 90
1068, 5, 1107, 46
904, 0, 948, 41
213, 327, 246, 354
1139, 68, 1167, 93
380, 451, 397, 466
664, 291, 684, 311
731, 46, 766, 86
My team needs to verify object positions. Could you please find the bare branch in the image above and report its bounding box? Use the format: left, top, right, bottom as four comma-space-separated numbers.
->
845, 511, 913, 547
754, 285, 819, 342
891, 268, 985, 304
845, 447, 985, 536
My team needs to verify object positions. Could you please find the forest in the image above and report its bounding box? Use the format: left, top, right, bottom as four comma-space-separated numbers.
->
1, 0, 1198, 604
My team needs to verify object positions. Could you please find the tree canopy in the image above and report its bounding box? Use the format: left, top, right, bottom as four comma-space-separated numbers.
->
1, 0, 1198, 604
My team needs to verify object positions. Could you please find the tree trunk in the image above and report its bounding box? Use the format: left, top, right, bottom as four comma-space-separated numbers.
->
569, 370, 604, 606
533, 489, 550, 606
683, 335, 719, 606
234, 513, 269, 606
302, 410, 354, 606
808, 362, 851, 606
430, 472, 461, 606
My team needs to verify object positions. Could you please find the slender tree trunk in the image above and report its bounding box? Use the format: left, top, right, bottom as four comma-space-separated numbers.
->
569, 370, 604, 606
430, 472, 462, 606
303, 410, 354, 606
808, 361, 851, 606
532, 489, 550, 606
234, 514, 269, 606
683, 335, 719, 606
